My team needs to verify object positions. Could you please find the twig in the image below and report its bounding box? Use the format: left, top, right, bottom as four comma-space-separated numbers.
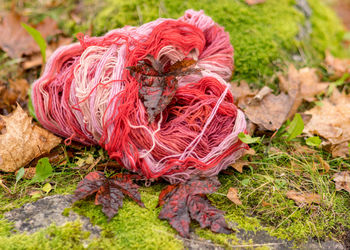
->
87, 156, 102, 172
0, 179, 12, 194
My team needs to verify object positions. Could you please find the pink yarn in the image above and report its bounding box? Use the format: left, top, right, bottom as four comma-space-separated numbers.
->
32, 10, 247, 183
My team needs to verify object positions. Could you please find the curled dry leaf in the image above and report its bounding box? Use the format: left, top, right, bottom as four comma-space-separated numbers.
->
0, 105, 61, 172
332, 171, 350, 193
230, 160, 249, 173
227, 187, 242, 205
304, 90, 350, 157
0, 11, 61, 58
286, 190, 321, 206
324, 51, 350, 80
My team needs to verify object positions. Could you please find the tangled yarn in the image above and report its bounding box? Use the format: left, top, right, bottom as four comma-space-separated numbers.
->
32, 10, 247, 183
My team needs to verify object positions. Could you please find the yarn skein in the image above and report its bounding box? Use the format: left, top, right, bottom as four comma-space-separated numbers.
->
32, 10, 247, 183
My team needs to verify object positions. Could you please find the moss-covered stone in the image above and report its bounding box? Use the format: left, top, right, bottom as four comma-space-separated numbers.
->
88, 0, 348, 85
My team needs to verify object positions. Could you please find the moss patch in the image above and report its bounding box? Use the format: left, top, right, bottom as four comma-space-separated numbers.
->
88, 0, 348, 85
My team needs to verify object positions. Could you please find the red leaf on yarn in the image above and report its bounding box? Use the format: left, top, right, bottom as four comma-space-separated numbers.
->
127, 55, 199, 123
73, 171, 144, 220
158, 177, 233, 238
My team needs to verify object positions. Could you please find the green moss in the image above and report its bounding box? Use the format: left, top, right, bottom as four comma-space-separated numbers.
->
0, 221, 90, 250
86, 0, 347, 85
72, 184, 183, 249
308, 0, 348, 58
91, 0, 303, 84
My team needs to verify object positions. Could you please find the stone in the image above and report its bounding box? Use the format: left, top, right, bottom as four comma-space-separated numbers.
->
4, 195, 100, 238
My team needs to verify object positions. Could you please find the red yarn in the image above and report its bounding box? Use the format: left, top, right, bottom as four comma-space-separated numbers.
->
32, 10, 247, 183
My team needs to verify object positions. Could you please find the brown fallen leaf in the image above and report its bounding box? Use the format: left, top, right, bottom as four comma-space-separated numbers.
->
245, 0, 266, 5
286, 190, 321, 206
244, 89, 299, 131
243, 147, 256, 156
332, 171, 350, 193
0, 79, 29, 114
324, 51, 350, 80
227, 187, 242, 205
316, 155, 330, 173
0, 11, 60, 58
22, 37, 73, 70
278, 65, 329, 102
0, 105, 61, 172
230, 160, 249, 173
304, 90, 350, 157
243, 66, 305, 131
230, 81, 257, 107
261, 201, 273, 207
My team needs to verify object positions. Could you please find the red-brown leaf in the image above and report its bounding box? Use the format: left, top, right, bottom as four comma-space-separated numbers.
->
158, 177, 232, 238
127, 55, 199, 123
73, 171, 144, 220
95, 181, 124, 220
73, 171, 106, 201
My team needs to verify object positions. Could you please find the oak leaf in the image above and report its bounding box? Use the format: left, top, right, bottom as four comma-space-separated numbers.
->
278, 65, 329, 102
0, 105, 61, 172
243, 87, 299, 131
332, 171, 350, 193
304, 90, 350, 157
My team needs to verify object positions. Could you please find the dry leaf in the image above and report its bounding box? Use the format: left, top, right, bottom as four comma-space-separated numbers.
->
261, 201, 273, 207
230, 160, 249, 173
316, 155, 330, 173
304, 90, 350, 157
227, 187, 242, 205
0, 79, 29, 113
332, 171, 350, 193
243, 148, 256, 156
245, 0, 266, 5
324, 51, 350, 80
244, 90, 299, 131
278, 65, 329, 102
230, 81, 257, 107
286, 190, 321, 206
249, 86, 272, 105
334, 0, 350, 30
0, 105, 61, 172
22, 37, 72, 69
243, 66, 306, 131
0, 12, 60, 58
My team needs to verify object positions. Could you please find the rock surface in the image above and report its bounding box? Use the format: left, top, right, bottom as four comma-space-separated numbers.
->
4, 195, 100, 237
3, 195, 346, 249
